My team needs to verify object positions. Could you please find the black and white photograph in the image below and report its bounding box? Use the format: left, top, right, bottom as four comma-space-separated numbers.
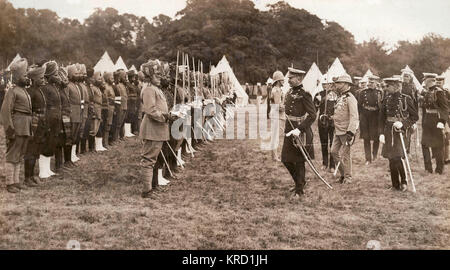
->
0, 0, 449, 253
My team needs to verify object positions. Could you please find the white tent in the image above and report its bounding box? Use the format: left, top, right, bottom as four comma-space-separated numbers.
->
114, 56, 128, 72
401, 65, 423, 93
441, 67, 450, 89
94, 51, 116, 73
210, 55, 248, 106
129, 65, 137, 72
322, 57, 347, 83
302, 62, 323, 98
6, 54, 21, 71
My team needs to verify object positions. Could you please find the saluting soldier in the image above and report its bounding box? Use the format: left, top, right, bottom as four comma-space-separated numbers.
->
378, 77, 418, 191
358, 75, 383, 165
1, 58, 33, 193
420, 73, 448, 174
139, 60, 175, 198
330, 74, 359, 184
23, 64, 47, 187
314, 77, 337, 172
282, 67, 317, 199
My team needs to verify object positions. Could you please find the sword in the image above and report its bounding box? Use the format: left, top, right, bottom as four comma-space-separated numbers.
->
286, 118, 333, 190
399, 132, 416, 193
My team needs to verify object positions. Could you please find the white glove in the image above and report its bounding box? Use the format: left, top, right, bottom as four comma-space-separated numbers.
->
393, 121, 403, 129
379, 134, 385, 144
286, 128, 300, 137
437, 122, 445, 129
412, 123, 417, 131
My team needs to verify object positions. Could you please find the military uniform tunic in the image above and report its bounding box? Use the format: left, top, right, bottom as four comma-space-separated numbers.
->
379, 92, 418, 159
358, 87, 383, 140
421, 86, 448, 148
281, 85, 316, 163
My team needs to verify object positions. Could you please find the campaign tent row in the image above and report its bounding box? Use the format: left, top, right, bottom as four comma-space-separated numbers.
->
269, 57, 431, 98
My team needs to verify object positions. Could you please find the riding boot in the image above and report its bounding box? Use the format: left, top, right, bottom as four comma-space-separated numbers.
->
88, 135, 95, 152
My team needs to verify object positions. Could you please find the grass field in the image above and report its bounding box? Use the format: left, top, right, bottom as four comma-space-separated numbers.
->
0, 108, 449, 250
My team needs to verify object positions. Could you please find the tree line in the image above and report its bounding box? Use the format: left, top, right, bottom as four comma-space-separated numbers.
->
1, 0, 449, 83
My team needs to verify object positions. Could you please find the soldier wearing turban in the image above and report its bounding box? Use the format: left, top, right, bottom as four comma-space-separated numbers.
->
0, 58, 33, 193
23, 64, 47, 187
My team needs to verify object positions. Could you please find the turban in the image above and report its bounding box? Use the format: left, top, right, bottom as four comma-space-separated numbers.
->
141, 60, 160, 77
27, 65, 46, 81
79, 64, 87, 76
104, 72, 113, 81
44, 61, 58, 77
67, 64, 78, 77
86, 67, 94, 78
93, 71, 102, 81
11, 58, 28, 80
137, 71, 145, 81
58, 67, 69, 85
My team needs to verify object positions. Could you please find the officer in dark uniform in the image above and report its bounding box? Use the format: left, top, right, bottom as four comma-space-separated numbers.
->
23, 64, 47, 186
314, 77, 337, 172
358, 75, 383, 165
436, 75, 450, 164
378, 77, 418, 191
282, 67, 317, 199
78, 64, 92, 154
420, 73, 449, 174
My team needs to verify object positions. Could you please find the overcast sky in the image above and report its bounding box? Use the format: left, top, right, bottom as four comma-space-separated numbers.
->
10, 0, 450, 47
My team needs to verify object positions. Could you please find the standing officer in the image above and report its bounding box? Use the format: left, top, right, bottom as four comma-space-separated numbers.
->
379, 77, 418, 191
436, 75, 450, 165
1, 58, 32, 193
55, 66, 72, 172
126, 70, 139, 136
401, 68, 419, 154
314, 77, 337, 172
330, 74, 359, 184
282, 67, 316, 199
358, 75, 383, 165
267, 71, 285, 161
139, 60, 174, 198
420, 73, 448, 174
23, 64, 47, 187
90, 71, 105, 151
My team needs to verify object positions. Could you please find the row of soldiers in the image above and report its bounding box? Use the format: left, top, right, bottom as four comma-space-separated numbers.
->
0, 56, 236, 195
267, 67, 448, 198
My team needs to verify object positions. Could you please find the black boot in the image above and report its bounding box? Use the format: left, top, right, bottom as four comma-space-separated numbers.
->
88, 135, 95, 152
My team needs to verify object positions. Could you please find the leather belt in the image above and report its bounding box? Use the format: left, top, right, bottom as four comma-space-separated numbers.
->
363, 105, 378, 111
13, 110, 32, 115
387, 116, 403, 122
286, 114, 306, 122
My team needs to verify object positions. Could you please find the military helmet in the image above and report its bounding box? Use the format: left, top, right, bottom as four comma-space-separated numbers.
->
334, 73, 353, 84
272, 71, 284, 83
